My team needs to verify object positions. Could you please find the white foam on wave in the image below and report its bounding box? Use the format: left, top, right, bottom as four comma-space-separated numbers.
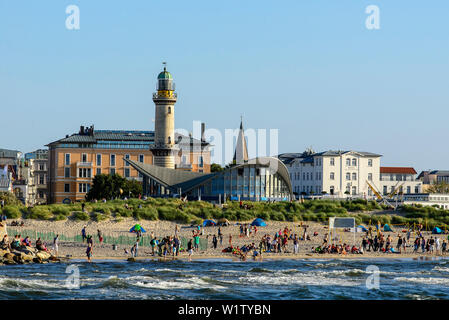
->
239, 270, 363, 287
432, 266, 449, 273
120, 275, 226, 290
0, 277, 67, 290
394, 277, 449, 285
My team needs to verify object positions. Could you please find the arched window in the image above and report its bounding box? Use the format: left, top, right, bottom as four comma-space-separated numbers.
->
168, 106, 171, 114
168, 136, 171, 144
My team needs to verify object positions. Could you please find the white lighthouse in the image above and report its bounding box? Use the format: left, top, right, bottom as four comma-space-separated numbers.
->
151, 64, 177, 169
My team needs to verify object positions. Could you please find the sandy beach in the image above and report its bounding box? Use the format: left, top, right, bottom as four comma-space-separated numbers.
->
5, 217, 448, 262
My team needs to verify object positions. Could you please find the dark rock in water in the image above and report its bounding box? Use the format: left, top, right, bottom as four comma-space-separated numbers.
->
3, 259, 16, 265
127, 258, 136, 262
33, 257, 42, 264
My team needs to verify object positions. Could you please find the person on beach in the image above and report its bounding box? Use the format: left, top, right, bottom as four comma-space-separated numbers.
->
187, 239, 193, 261
173, 236, 180, 256
82, 226, 87, 243
52, 234, 59, 257
293, 235, 299, 254
229, 234, 232, 247
194, 234, 200, 251
397, 235, 403, 253
86, 242, 93, 263
212, 235, 218, 249
97, 229, 103, 245
150, 237, 156, 256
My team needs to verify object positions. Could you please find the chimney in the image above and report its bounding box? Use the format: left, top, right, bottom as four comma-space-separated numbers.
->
201, 123, 205, 143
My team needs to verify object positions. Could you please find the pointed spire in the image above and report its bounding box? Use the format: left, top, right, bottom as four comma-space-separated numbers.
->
233, 117, 249, 164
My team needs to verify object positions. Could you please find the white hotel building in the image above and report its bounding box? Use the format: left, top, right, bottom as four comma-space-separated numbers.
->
279, 150, 382, 198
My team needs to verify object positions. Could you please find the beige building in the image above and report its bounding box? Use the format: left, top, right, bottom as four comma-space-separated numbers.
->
47, 67, 210, 204
280, 150, 382, 198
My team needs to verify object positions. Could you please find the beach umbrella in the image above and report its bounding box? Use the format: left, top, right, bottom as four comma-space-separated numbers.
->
129, 224, 147, 233
251, 218, 267, 227
203, 219, 217, 227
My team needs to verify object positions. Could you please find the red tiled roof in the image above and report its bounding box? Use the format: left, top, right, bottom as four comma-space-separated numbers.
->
380, 167, 417, 174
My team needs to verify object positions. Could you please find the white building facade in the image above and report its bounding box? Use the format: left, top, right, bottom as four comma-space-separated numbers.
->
379, 167, 421, 196
279, 150, 381, 198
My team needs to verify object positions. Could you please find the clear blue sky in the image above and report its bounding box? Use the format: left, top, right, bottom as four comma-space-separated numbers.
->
1, 1, 448, 172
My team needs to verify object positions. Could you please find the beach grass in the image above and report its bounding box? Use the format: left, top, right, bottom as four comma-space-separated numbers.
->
1, 198, 449, 230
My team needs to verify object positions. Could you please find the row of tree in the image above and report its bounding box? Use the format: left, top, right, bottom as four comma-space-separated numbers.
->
86, 174, 142, 201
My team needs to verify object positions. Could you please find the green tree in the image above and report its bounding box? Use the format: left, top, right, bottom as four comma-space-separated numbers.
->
211, 163, 224, 172
86, 174, 142, 200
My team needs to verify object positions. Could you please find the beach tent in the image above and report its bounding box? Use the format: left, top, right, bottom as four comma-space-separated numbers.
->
251, 218, 267, 227
432, 227, 443, 234
217, 218, 230, 226
357, 225, 368, 232
129, 224, 147, 233
383, 224, 393, 232
203, 219, 217, 227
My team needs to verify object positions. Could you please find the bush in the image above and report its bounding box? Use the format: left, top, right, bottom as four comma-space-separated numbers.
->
73, 211, 89, 221
49, 205, 71, 216
133, 207, 158, 221
92, 212, 109, 222
2, 205, 21, 219
53, 214, 67, 221
28, 206, 52, 220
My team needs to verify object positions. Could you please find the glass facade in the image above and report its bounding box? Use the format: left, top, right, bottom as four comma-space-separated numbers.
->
142, 163, 291, 201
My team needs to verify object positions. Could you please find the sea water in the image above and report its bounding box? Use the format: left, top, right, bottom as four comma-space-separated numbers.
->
0, 258, 448, 299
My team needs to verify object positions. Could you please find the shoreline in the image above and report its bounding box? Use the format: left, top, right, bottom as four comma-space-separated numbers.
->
63, 253, 449, 262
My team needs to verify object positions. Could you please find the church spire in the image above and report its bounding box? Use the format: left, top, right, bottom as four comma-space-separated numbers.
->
233, 117, 249, 164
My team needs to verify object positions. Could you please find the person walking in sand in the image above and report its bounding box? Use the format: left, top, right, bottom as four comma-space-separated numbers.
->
81, 226, 87, 243
97, 229, 103, 245
52, 234, 59, 257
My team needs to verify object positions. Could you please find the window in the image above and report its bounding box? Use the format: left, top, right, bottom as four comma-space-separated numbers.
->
64, 167, 70, 178
368, 173, 372, 181
65, 154, 71, 165
198, 156, 204, 167
407, 186, 411, 194
415, 186, 419, 193
168, 136, 171, 144
352, 158, 357, 166
125, 154, 130, 166
96, 154, 102, 166
383, 186, 387, 195
352, 186, 357, 195
39, 175, 45, 185
330, 158, 335, 166
96, 168, 101, 175
346, 158, 350, 166
168, 106, 171, 114
124, 168, 130, 178
346, 173, 351, 180
139, 154, 144, 163
82, 153, 87, 163
110, 168, 115, 175
352, 173, 357, 181
330, 172, 335, 180
64, 184, 70, 193
78, 183, 89, 193
38, 191, 44, 199
39, 163, 45, 171
78, 168, 91, 178
303, 173, 305, 180
368, 159, 373, 167
110, 154, 116, 166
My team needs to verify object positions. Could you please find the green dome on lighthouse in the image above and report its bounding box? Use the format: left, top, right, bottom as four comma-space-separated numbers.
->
158, 67, 172, 80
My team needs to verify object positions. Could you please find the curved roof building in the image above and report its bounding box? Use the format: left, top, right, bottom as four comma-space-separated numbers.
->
126, 120, 293, 202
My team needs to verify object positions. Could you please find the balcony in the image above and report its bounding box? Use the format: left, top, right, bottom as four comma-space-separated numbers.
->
152, 92, 177, 100
76, 162, 93, 167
